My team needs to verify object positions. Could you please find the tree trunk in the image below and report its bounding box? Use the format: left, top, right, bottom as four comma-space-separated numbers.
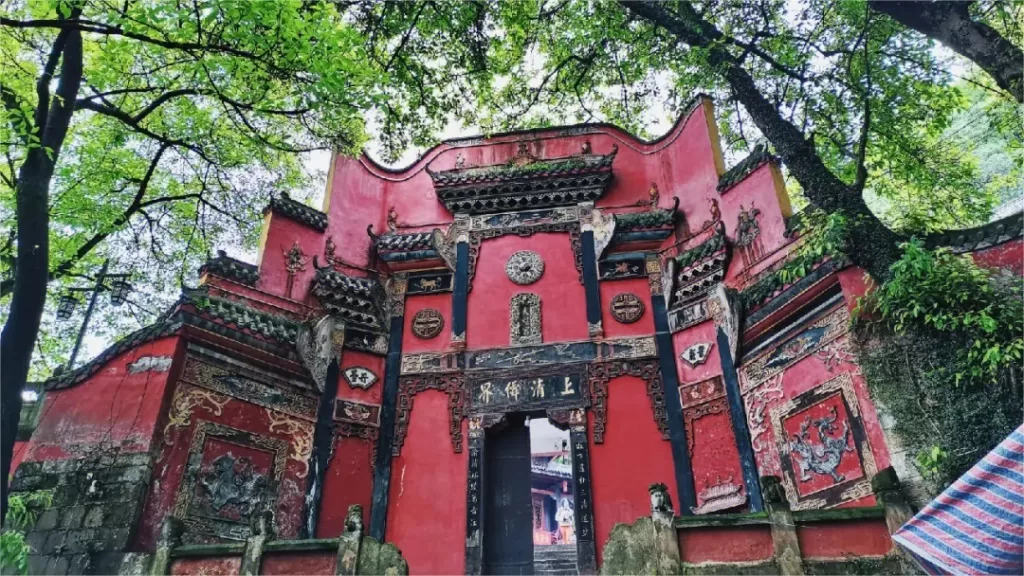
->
623, 1, 905, 281
1, 28, 83, 527
869, 1, 1023, 103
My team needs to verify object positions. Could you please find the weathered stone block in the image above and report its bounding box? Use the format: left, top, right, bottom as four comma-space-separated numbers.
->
356, 536, 409, 576
83, 506, 106, 529
600, 517, 680, 575
35, 509, 60, 531
67, 553, 92, 575
59, 507, 86, 530
27, 554, 50, 575
44, 530, 67, 554
62, 529, 97, 554
26, 530, 50, 553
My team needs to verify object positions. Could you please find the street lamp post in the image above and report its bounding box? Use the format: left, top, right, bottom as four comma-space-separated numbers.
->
61, 259, 132, 369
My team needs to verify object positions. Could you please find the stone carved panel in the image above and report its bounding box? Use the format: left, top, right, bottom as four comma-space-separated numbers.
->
173, 421, 288, 542
768, 372, 877, 510
510, 293, 542, 345
505, 251, 545, 285
179, 354, 318, 421
609, 293, 645, 324
411, 308, 445, 339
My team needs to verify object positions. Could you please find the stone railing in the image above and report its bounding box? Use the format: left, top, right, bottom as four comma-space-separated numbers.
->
601, 467, 918, 575
147, 505, 407, 576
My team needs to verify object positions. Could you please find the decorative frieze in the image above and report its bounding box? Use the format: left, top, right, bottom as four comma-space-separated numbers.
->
739, 306, 849, 392
333, 399, 382, 428
406, 271, 454, 294
599, 256, 645, 280
667, 299, 709, 332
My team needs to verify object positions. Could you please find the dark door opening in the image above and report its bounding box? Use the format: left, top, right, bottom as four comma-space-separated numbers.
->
483, 414, 534, 575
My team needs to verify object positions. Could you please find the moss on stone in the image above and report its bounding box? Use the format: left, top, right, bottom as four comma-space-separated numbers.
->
356, 535, 408, 576
600, 517, 680, 575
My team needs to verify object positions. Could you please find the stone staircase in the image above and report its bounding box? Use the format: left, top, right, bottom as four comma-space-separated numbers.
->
533, 545, 577, 575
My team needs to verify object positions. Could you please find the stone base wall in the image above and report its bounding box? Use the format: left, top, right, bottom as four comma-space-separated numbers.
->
10, 453, 153, 575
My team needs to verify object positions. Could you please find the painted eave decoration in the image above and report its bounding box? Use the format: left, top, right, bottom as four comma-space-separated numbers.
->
427, 145, 617, 214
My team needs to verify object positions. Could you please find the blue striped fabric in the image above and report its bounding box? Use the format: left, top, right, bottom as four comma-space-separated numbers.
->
893, 424, 1024, 575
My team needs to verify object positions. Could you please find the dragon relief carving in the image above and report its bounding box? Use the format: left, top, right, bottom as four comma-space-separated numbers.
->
197, 453, 269, 517
787, 406, 854, 483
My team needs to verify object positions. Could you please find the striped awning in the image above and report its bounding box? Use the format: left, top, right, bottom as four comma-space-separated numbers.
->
893, 424, 1024, 575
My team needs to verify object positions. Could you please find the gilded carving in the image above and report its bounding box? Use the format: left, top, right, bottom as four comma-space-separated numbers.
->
164, 384, 231, 443
265, 409, 314, 479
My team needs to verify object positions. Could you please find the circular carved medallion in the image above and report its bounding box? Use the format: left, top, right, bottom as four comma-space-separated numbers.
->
411, 308, 445, 339
610, 293, 645, 324
506, 251, 544, 285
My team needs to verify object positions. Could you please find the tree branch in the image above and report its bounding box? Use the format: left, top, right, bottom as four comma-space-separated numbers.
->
868, 1, 1023, 102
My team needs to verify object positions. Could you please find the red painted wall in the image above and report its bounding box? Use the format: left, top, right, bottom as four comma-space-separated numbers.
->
796, 519, 893, 558
972, 238, 1023, 275
386, 390, 467, 575
24, 336, 182, 462
260, 552, 336, 575
678, 526, 774, 563
467, 233, 588, 349
317, 435, 374, 538
589, 376, 679, 564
